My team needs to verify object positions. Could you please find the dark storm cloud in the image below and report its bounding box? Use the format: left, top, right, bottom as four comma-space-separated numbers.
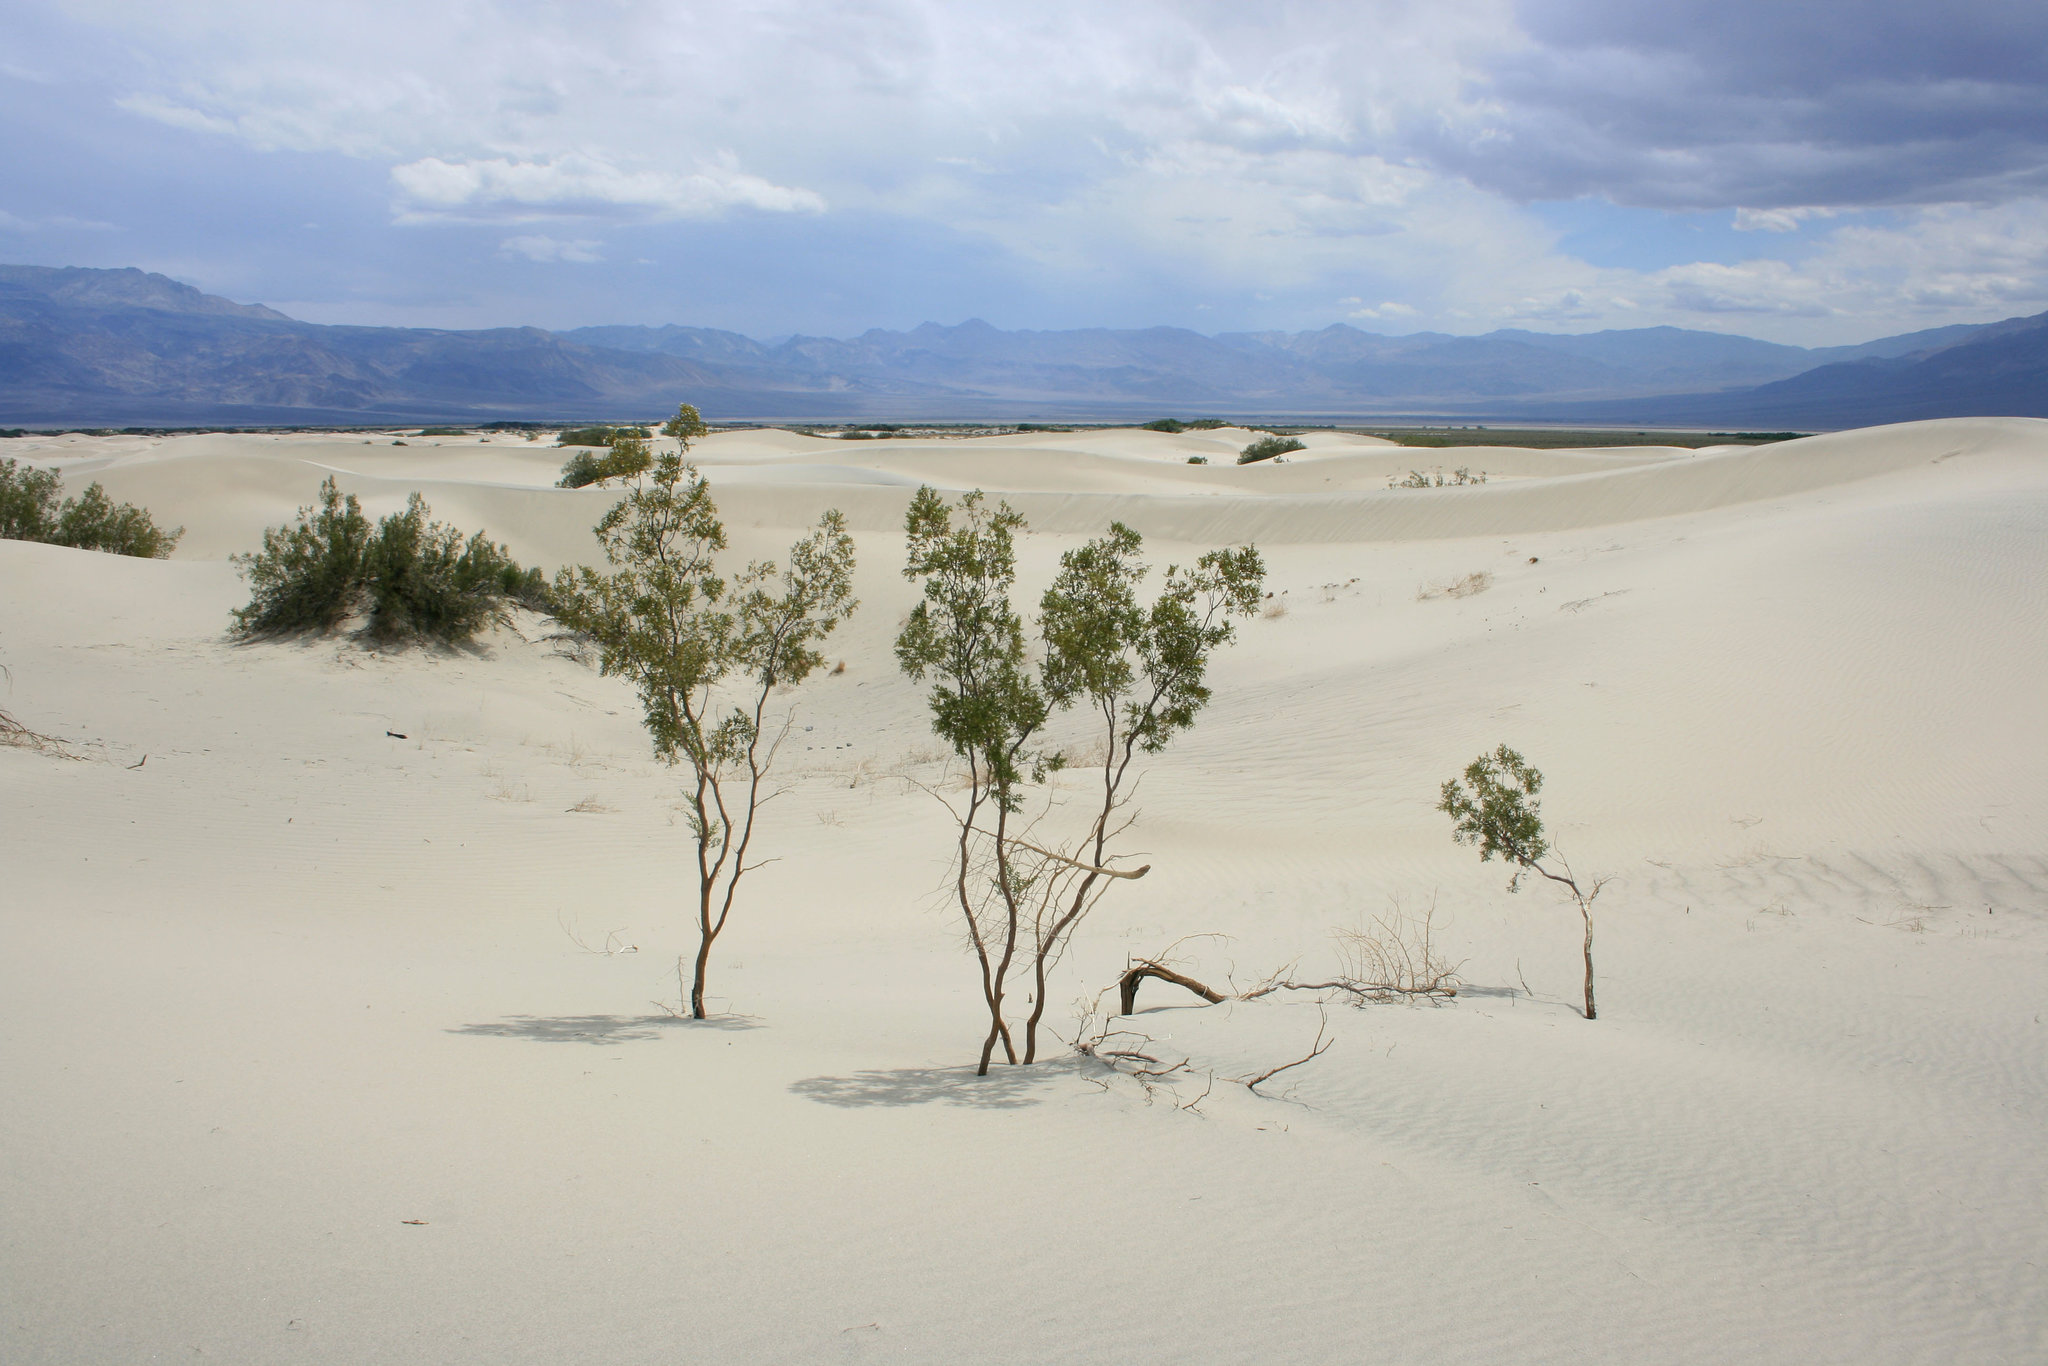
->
1428, 0, 2048, 207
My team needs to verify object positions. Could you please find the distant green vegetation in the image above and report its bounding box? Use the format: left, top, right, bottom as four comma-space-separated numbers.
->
1355, 427, 1811, 450
232, 477, 549, 644
556, 425, 649, 448
416, 427, 474, 437
1237, 434, 1306, 464
1142, 417, 1230, 433
0, 457, 182, 558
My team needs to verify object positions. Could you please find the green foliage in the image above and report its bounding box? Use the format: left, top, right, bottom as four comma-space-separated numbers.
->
1238, 434, 1307, 464
1039, 523, 1265, 758
896, 488, 1049, 809
1186, 456, 1208, 465
662, 405, 710, 447
557, 429, 655, 488
416, 427, 473, 437
231, 478, 373, 635
361, 494, 546, 642
1184, 419, 1228, 430
50, 482, 183, 557
0, 458, 61, 541
1142, 418, 1186, 433
0, 457, 181, 557
1438, 745, 1550, 889
232, 477, 544, 643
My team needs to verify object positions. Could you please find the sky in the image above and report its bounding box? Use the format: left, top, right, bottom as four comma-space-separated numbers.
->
2, 0, 2045, 346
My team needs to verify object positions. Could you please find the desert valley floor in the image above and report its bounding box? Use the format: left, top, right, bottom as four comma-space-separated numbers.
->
3, 419, 2044, 1364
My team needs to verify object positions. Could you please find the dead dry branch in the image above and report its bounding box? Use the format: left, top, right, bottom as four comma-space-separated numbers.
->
1235, 1011, 1333, 1094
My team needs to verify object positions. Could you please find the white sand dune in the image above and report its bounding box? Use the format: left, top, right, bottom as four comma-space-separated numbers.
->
3, 420, 2044, 1364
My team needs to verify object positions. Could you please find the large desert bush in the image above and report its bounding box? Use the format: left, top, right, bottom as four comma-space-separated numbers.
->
0, 457, 182, 557
233, 477, 547, 644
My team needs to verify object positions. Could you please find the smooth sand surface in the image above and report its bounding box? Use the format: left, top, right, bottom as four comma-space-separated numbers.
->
3, 421, 2044, 1364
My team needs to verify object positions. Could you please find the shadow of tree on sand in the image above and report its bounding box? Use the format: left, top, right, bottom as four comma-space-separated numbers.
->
789, 1062, 1066, 1109
449, 1013, 762, 1045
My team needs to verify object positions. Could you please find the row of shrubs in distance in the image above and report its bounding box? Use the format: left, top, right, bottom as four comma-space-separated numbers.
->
1139, 419, 1308, 466
233, 478, 551, 645
0, 457, 182, 558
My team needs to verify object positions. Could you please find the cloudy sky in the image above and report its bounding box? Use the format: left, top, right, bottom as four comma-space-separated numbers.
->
3, 0, 2045, 345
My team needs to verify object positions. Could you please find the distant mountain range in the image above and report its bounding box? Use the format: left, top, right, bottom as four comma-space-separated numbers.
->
2, 263, 2042, 428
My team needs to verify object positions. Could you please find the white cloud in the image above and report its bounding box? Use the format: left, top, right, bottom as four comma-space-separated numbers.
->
1733, 206, 1839, 233
498, 235, 604, 264
0, 206, 116, 232
113, 92, 240, 139
392, 154, 823, 223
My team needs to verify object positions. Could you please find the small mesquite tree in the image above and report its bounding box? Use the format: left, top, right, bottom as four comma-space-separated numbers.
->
1438, 745, 1608, 1020
554, 404, 857, 1019
897, 489, 1264, 1074
1023, 522, 1264, 1061
896, 488, 1049, 1074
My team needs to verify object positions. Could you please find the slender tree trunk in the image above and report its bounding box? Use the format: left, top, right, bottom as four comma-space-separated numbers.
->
692, 909, 715, 1019
980, 799, 1022, 1074
1022, 718, 1124, 1062
1580, 905, 1596, 1021
691, 781, 716, 1020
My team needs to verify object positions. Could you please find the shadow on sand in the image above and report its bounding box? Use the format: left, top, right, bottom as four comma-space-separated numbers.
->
789, 1062, 1065, 1109
448, 1013, 762, 1045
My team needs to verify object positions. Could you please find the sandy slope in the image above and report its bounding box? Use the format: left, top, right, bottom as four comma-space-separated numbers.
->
2, 422, 2044, 1364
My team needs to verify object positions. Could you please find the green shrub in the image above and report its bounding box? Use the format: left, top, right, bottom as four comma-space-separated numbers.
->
1237, 434, 1306, 464
51, 483, 183, 557
0, 457, 181, 557
1142, 418, 1186, 433
1184, 418, 1228, 430
1186, 456, 1209, 465
232, 478, 547, 644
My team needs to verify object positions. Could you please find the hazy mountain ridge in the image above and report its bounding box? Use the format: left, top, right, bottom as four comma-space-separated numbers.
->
1, 264, 2041, 426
